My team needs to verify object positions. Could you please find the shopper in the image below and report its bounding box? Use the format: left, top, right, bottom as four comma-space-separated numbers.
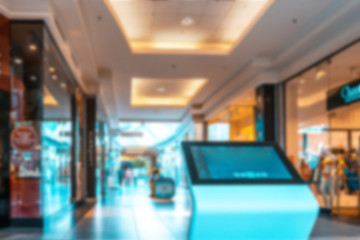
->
124, 167, 133, 186
118, 166, 125, 186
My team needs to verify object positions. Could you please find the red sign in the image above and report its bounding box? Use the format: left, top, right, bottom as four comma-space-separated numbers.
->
11, 125, 38, 152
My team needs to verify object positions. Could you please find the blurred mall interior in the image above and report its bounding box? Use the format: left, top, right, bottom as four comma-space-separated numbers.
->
1, 0, 360, 239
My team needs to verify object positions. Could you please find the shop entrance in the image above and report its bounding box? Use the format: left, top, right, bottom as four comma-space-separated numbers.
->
302, 128, 360, 217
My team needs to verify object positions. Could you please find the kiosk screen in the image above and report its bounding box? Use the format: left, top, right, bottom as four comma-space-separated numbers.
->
190, 145, 292, 180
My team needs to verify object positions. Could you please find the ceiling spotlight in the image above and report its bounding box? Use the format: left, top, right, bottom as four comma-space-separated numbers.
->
60, 82, 67, 88
29, 75, 37, 82
299, 78, 305, 84
315, 68, 326, 80
157, 87, 166, 92
29, 43, 38, 52
14, 57, 23, 65
49, 66, 56, 73
51, 74, 58, 81
29, 31, 39, 52
181, 16, 194, 26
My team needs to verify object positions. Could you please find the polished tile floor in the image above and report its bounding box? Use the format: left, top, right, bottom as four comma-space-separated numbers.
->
1, 184, 360, 240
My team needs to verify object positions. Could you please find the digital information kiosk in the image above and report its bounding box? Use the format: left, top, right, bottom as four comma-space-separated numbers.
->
182, 142, 319, 240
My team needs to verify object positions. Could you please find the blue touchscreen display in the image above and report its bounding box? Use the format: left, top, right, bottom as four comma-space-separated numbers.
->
190, 146, 292, 180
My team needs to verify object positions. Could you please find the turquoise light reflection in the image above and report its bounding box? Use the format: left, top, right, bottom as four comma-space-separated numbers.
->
117, 121, 179, 147
208, 123, 229, 141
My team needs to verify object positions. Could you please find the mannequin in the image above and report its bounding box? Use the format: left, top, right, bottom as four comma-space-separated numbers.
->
319, 155, 337, 210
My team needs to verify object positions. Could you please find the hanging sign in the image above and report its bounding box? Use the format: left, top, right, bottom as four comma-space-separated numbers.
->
10, 125, 38, 152
327, 79, 360, 110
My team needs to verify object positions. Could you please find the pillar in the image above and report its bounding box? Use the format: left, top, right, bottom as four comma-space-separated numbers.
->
84, 96, 96, 200
255, 84, 276, 142
0, 13, 11, 228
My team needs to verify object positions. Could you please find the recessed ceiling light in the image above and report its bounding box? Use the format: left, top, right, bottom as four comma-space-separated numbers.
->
29, 43, 38, 51
60, 82, 67, 88
29, 75, 37, 82
49, 66, 56, 73
316, 69, 326, 80
157, 87, 166, 92
181, 16, 194, 26
14, 57, 23, 65
106, 0, 273, 54
131, 78, 207, 107
299, 78, 305, 84
51, 74, 58, 81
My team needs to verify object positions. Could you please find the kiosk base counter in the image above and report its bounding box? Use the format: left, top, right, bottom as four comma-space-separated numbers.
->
191, 185, 318, 240
182, 142, 319, 240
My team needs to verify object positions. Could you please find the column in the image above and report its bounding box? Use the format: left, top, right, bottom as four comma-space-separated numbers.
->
84, 96, 97, 200
192, 114, 207, 141
255, 84, 276, 142
0, 13, 11, 228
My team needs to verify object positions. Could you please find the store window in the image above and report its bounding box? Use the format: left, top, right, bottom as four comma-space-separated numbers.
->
9, 21, 77, 225
207, 110, 230, 141
229, 106, 256, 141
207, 89, 256, 142
285, 41, 360, 214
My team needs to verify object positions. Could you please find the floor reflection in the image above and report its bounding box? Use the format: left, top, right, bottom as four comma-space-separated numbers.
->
2, 183, 360, 240
67, 184, 191, 240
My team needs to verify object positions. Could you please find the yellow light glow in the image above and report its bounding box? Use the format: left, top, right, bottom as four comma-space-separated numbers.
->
316, 70, 327, 80
131, 78, 207, 107
43, 87, 59, 107
105, 0, 274, 54
297, 92, 326, 108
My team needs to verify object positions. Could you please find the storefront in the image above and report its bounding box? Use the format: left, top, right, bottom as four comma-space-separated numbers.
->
0, 13, 11, 228
207, 88, 275, 142
0, 19, 100, 227
285, 41, 360, 216
207, 90, 257, 142
8, 21, 79, 226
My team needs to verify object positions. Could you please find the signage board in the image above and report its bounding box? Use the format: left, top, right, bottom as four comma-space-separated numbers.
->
10, 125, 38, 152
327, 79, 360, 110
120, 131, 143, 137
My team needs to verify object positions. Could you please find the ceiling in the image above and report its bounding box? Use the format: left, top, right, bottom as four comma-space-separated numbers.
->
131, 77, 207, 107
105, 0, 272, 54
2, 0, 360, 128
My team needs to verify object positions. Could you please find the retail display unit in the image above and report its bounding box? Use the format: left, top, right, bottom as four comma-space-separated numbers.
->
182, 141, 319, 240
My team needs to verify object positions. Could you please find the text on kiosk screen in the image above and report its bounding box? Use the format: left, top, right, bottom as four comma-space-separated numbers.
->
190, 146, 292, 180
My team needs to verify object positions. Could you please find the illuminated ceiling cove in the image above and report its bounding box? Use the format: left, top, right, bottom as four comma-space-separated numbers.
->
105, 0, 273, 54
131, 78, 207, 107
43, 86, 59, 107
